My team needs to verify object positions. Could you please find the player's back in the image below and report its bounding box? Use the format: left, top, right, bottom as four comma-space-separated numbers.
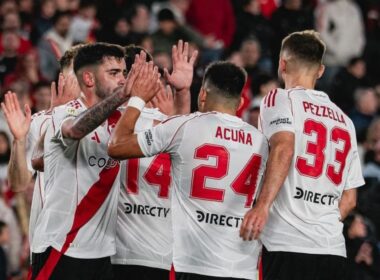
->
166, 112, 268, 279
260, 87, 364, 257
112, 107, 173, 270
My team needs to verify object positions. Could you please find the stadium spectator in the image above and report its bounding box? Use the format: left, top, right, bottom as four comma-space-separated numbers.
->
270, 0, 314, 72
3, 49, 46, 92
0, 221, 8, 280
151, 8, 202, 55
30, 0, 56, 45
0, 132, 10, 182
0, 31, 20, 85
329, 57, 370, 114
232, 0, 274, 72
69, 1, 98, 43
125, 4, 150, 45
316, 0, 365, 89
31, 81, 51, 113
38, 11, 73, 81
344, 213, 380, 280
349, 88, 378, 143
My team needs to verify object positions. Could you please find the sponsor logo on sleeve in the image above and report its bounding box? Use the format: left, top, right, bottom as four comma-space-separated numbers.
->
145, 130, 153, 146
269, 117, 292, 126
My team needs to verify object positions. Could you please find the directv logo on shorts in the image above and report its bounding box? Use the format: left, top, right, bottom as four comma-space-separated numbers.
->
196, 210, 243, 228
293, 187, 338, 206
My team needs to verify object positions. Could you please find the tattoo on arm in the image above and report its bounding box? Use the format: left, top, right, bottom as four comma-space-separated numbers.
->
70, 89, 127, 139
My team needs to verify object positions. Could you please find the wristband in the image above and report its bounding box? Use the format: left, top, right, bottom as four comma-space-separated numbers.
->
127, 96, 146, 111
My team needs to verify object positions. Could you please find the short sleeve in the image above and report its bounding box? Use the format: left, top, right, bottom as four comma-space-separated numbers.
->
259, 89, 295, 139
26, 113, 51, 173
137, 114, 194, 157
26, 118, 39, 173
51, 103, 83, 147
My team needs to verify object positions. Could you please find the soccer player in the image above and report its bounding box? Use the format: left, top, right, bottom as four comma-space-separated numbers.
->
111, 41, 197, 280
30, 43, 160, 280
240, 30, 365, 280
2, 45, 82, 257
108, 61, 269, 280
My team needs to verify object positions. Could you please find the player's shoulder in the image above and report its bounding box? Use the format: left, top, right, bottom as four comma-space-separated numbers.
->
161, 111, 213, 125
141, 107, 168, 122
261, 88, 289, 109
31, 109, 52, 125
53, 99, 84, 118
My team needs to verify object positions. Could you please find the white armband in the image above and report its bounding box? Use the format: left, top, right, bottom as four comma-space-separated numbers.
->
127, 96, 146, 111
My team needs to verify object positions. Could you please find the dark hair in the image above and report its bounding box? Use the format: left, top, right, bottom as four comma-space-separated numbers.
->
74, 43, 125, 73
0, 221, 6, 235
52, 10, 72, 25
124, 44, 152, 72
157, 8, 176, 22
125, 4, 147, 25
33, 81, 50, 92
0, 132, 10, 164
348, 56, 364, 67
281, 30, 325, 65
59, 44, 85, 71
203, 61, 247, 100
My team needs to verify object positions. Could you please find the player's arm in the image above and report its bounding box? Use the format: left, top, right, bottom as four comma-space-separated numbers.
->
108, 107, 144, 159
61, 54, 145, 140
240, 131, 294, 240
339, 188, 357, 221
240, 89, 295, 240
31, 129, 47, 172
163, 40, 198, 115
109, 62, 161, 159
1, 92, 32, 192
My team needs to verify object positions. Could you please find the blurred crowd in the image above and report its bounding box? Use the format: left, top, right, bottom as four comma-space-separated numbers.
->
0, 0, 379, 279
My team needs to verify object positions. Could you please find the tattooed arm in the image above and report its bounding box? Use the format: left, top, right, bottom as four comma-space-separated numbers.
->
61, 87, 129, 140
61, 54, 144, 140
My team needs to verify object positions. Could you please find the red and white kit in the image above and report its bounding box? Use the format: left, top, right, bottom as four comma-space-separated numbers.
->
259, 87, 365, 257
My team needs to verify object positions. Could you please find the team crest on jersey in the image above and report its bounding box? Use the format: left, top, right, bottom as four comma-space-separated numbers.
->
66, 107, 78, 117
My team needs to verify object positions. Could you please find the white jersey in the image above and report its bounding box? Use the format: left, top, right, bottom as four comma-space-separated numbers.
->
32, 99, 121, 258
26, 110, 52, 252
111, 108, 173, 270
137, 112, 268, 279
259, 87, 365, 257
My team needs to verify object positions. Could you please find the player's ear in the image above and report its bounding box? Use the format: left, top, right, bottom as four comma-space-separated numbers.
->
317, 64, 325, 79
279, 57, 286, 74
82, 71, 95, 87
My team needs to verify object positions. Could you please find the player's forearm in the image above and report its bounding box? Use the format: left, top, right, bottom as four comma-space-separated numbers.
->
339, 188, 357, 221
255, 139, 294, 209
108, 106, 142, 159
66, 88, 127, 140
174, 88, 191, 115
8, 139, 32, 192
31, 131, 46, 172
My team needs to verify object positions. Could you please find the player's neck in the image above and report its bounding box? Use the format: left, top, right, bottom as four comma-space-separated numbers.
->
79, 91, 101, 108
204, 103, 236, 116
284, 73, 317, 90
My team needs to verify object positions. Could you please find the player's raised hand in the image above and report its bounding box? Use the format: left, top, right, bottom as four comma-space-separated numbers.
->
131, 61, 160, 103
239, 204, 269, 241
164, 40, 198, 92
1, 91, 31, 140
124, 51, 147, 97
151, 83, 175, 116
50, 73, 80, 109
